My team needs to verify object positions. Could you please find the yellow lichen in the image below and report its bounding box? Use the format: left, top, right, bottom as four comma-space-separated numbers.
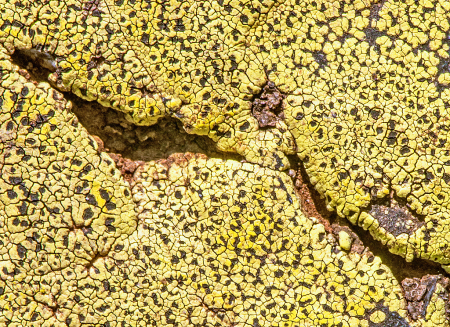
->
2, 0, 450, 325
0, 44, 136, 325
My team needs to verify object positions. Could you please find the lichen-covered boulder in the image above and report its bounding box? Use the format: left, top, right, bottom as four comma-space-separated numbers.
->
3, 0, 450, 266
2, 0, 450, 325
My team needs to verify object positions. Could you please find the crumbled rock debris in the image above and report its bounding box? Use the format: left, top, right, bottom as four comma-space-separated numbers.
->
291, 163, 334, 233
291, 159, 448, 282
252, 81, 285, 128
402, 275, 450, 321
68, 93, 242, 162
91, 135, 144, 183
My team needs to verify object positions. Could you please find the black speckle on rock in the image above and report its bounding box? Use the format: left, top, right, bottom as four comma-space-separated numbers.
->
100, 189, 110, 201
7, 190, 17, 199
82, 207, 94, 220
17, 244, 26, 258
369, 204, 424, 237
85, 193, 98, 206
105, 202, 116, 210
17, 201, 28, 215
9, 176, 22, 185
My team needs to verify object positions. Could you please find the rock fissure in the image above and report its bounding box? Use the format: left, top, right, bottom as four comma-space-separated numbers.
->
402, 275, 450, 320
287, 155, 449, 282
10, 46, 450, 284
10, 49, 243, 181
4, 0, 450, 324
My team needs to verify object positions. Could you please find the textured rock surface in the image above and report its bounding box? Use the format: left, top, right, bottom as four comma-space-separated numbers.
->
2, 0, 450, 326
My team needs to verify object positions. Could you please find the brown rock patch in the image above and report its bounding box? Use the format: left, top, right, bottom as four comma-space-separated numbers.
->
369, 196, 425, 237
252, 81, 285, 128
402, 275, 450, 320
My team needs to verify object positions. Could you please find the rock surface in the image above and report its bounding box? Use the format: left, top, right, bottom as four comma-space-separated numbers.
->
2, 0, 450, 326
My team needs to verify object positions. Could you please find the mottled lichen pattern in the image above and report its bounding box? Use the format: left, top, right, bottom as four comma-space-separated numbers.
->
263, 0, 450, 266
3, 0, 450, 265
130, 154, 409, 326
282, 0, 450, 266
0, 0, 298, 169
0, 49, 443, 323
0, 68, 443, 325
0, 45, 136, 325
2, 0, 450, 325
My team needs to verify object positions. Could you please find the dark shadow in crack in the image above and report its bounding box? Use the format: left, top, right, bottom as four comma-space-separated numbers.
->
13, 46, 449, 285
349, 216, 448, 280
287, 155, 449, 282
65, 92, 243, 162
10, 48, 243, 183
287, 155, 336, 234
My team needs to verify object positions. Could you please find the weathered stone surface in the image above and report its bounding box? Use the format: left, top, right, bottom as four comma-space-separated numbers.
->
2, 0, 450, 325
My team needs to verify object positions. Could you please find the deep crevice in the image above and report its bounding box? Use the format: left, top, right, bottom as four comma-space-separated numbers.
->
347, 216, 447, 280
287, 155, 449, 282
402, 275, 450, 321
64, 92, 243, 162
287, 154, 336, 234
11, 44, 450, 295
10, 48, 243, 182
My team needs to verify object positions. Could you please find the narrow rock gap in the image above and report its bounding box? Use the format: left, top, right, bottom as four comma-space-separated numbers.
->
12, 46, 450, 294
347, 217, 447, 280
10, 49, 243, 182
286, 155, 337, 233
286, 155, 448, 282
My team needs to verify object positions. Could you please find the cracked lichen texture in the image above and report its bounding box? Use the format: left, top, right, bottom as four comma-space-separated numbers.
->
0, 0, 297, 170
0, 45, 137, 326
130, 155, 409, 327
2, 0, 450, 326
0, 48, 446, 326
3, 0, 450, 266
